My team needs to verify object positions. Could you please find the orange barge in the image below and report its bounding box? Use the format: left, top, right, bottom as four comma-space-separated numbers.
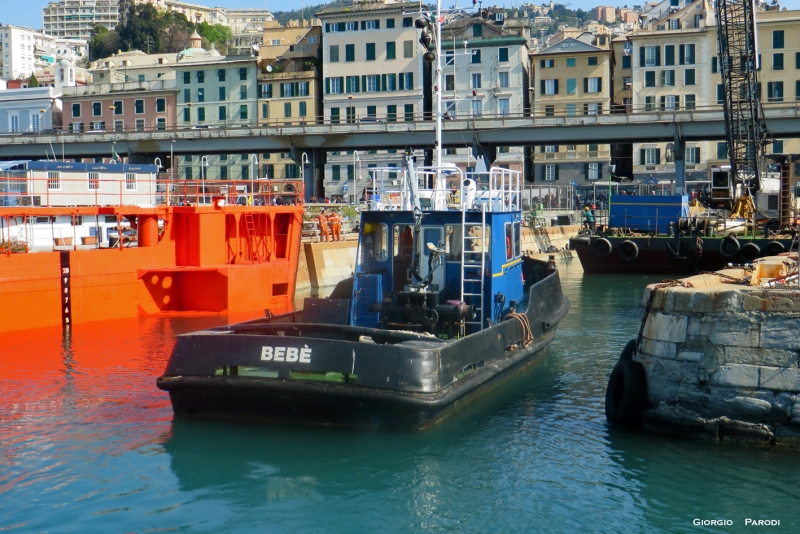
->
0, 161, 304, 333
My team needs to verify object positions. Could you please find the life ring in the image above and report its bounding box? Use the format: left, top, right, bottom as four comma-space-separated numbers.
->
764, 241, 785, 257
591, 238, 612, 259
739, 242, 760, 262
618, 240, 639, 262
720, 234, 740, 257
605, 359, 648, 426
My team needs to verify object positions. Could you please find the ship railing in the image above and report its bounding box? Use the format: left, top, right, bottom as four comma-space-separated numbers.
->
606, 211, 721, 236
0, 174, 304, 209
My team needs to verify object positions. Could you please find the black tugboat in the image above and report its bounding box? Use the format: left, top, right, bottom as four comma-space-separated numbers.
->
157, 157, 569, 429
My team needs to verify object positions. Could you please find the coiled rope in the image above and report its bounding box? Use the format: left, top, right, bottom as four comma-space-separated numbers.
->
504, 312, 534, 348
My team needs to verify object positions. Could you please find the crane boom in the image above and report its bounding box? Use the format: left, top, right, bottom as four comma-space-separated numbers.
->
714, 0, 771, 204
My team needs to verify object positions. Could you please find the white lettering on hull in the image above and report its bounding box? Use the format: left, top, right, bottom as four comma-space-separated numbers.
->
261, 346, 312, 363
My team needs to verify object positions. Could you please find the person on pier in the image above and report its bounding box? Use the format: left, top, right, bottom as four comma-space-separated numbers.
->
317, 209, 330, 242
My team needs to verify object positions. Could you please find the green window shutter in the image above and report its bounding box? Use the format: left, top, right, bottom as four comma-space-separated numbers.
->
796, 80, 800, 99
554, 145, 559, 152
280, 83, 284, 97
689, 46, 695, 64
381, 74, 387, 91
540, 79, 545, 94
408, 73, 413, 88
339, 77, 345, 93
346, 77, 351, 93
584, 163, 589, 178
361, 21, 366, 30
656, 149, 661, 164
583, 78, 588, 93
355, 76, 360, 92
554, 164, 559, 180
539, 145, 544, 153
325, 23, 330, 32
598, 77, 602, 92
376, 20, 380, 29
655, 46, 660, 66
678, 44, 684, 65
712, 57, 717, 73
639, 47, 645, 67
325, 78, 330, 94
540, 59, 545, 68
257, 84, 262, 98
540, 164, 545, 178
338, 22, 345, 31
640, 149, 646, 165
553, 79, 558, 94
361, 75, 367, 92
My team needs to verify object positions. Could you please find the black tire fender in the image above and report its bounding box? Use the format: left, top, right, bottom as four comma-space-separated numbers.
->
764, 240, 785, 257
605, 359, 648, 426
618, 240, 639, 262
739, 242, 760, 262
591, 237, 612, 259
619, 339, 637, 361
570, 236, 591, 248
720, 234, 740, 258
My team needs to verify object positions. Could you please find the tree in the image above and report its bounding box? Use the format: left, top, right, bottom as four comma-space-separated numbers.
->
89, 24, 122, 60
28, 73, 39, 87
196, 22, 232, 48
118, 4, 165, 53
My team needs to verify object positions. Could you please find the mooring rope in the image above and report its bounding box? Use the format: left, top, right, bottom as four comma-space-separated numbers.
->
504, 312, 534, 348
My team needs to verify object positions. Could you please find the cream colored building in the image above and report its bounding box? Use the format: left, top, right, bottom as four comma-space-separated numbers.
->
43, 0, 119, 41
89, 50, 178, 84
318, 0, 425, 200
118, 0, 227, 26
531, 38, 612, 183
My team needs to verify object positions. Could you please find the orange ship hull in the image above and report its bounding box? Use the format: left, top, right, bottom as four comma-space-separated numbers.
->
0, 203, 304, 333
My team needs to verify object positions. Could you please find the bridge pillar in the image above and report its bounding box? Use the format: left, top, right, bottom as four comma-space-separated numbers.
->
472, 141, 496, 170
672, 136, 685, 195
292, 148, 325, 201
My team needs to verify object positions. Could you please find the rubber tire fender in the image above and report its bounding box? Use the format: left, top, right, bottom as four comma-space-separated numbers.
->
720, 234, 740, 258
605, 359, 648, 426
618, 240, 639, 262
739, 242, 760, 262
619, 339, 637, 361
591, 237, 612, 259
764, 240, 785, 257
570, 236, 591, 248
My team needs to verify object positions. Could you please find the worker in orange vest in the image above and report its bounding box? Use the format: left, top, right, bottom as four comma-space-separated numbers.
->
328, 210, 342, 242
317, 209, 330, 242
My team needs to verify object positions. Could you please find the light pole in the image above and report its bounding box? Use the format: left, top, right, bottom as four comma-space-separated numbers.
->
352, 150, 360, 204
154, 157, 163, 204
201, 155, 209, 204
250, 153, 258, 204
109, 104, 116, 132
301, 152, 310, 200
169, 139, 175, 206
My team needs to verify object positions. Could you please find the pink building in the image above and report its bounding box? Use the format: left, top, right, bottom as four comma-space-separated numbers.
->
594, 6, 616, 23
61, 80, 178, 132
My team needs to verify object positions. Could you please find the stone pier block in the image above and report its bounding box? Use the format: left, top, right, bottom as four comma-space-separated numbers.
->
643, 313, 688, 343
710, 364, 760, 388
678, 351, 704, 362
708, 318, 760, 348
759, 317, 800, 351
725, 347, 799, 367
646, 377, 681, 405
640, 338, 677, 359
725, 396, 773, 418
759, 367, 800, 392
687, 316, 714, 337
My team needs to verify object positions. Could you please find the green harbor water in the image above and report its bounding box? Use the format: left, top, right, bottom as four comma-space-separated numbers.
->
1, 257, 798, 533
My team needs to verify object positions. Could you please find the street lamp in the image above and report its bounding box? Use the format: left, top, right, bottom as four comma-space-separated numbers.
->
250, 153, 258, 204
169, 139, 175, 206
201, 155, 209, 204
352, 150, 360, 204
300, 152, 310, 199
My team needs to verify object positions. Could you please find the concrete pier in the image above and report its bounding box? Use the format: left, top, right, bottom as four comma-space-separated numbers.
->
631, 255, 800, 446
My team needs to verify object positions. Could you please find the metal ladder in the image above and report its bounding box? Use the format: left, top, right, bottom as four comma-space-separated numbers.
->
461, 203, 487, 330
243, 213, 266, 262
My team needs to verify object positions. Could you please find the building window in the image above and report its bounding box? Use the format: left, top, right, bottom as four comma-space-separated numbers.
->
366, 43, 376, 61
404, 104, 414, 122
240, 86, 247, 100
125, 173, 136, 191
72, 103, 81, 118
332, 165, 341, 181
185, 168, 192, 180
240, 105, 248, 120
330, 108, 340, 124
387, 105, 397, 122
684, 94, 696, 110
218, 69, 226, 82
588, 56, 598, 66
680, 44, 695, 65
717, 84, 724, 105
197, 88, 205, 102
92, 102, 101, 116
400, 72, 413, 90
471, 99, 482, 117
661, 70, 675, 87
661, 95, 679, 111
346, 44, 355, 62
686, 147, 700, 164
197, 71, 204, 83
183, 108, 190, 122
114, 120, 124, 132
445, 74, 455, 91
566, 104, 577, 116
299, 102, 307, 117
157, 118, 166, 130
645, 71, 656, 87
644, 46, 658, 67
471, 73, 482, 89
330, 77, 342, 94
345, 21, 357, 31
219, 106, 227, 120
543, 79, 557, 94
404, 40, 413, 58
183, 71, 190, 84
583, 103, 601, 115
220, 166, 228, 179
284, 102, 291, 118
566, 57, 576, 67
587, 163, 599, 180
386, 18, 395, 29
540, 59, 554, 68
330, 45, 340, 63
622, 55, 631, 69
717, 142, 728, 160
239, 68, 248, 80
364, 20, 379, 30
545, 105, 554, 117
47, 171, 61, 190
473, 24, 482, 37
134, 99, 144, 114
472, 49, 481, 64
197, 107, 205, 122
184, 89, 191, 103
367, 75, 378, 92
644, 148, 659, 165
645, 96, 656, 111
684, 69, 695, 86
403, 17, 412, 27
773, 30, 784, 49
346, 107, 356, 124
386, 41, 395, 60
773, 139, 784, 153
498, 47, 508, 62
585, 77, 601, 93
544, 164, 556, 181
773, 53, 784, 71
498, 99, 509, 117
499, 71, 509, 88
88, 172, 100, 191
156, 98, 165, 113
262, 103, 269, 119
767, 81, 784, 102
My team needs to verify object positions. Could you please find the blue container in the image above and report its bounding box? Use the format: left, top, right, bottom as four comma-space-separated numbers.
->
609, 195, 688, 234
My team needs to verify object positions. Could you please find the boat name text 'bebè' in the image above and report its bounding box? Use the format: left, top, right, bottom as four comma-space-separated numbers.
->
260, 346, 312, 363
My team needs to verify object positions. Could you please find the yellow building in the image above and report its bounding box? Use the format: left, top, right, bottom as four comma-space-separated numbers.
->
257, 21, 321, 181
531, 38, 612, 183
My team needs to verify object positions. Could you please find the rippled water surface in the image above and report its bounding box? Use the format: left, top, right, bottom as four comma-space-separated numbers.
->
2, 258, 799, 533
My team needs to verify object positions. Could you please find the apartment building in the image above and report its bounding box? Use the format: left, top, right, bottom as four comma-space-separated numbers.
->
318, 0, 425, 200
118, 0, 227, 26
595, 6, 617, 24
43, 0, 119, 41
531, 38, 613, 183
438, 14, 530, 173
0, 87, 62, 134
89, 50, 179, 84
257, 22, 322, 180
226, 9, 275, 34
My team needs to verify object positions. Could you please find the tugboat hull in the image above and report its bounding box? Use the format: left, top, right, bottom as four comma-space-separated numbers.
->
157, 270, 569, 430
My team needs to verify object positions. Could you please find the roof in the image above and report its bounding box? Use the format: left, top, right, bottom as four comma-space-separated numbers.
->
536, 37, 607, 55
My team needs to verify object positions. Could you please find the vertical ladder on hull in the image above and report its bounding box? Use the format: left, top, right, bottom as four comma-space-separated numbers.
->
243, 213, 266, 262
461, 203, 487, 330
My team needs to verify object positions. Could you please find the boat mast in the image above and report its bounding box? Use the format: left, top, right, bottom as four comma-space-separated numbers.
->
434, 0, 443, 168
